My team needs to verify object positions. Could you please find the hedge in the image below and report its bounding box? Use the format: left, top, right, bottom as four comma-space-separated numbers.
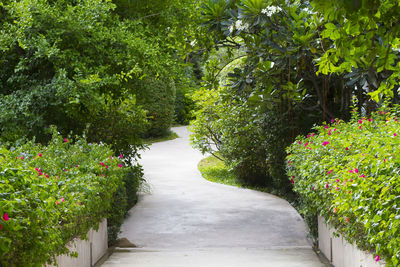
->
0, 128, 131, 266
287, 109, 400, 266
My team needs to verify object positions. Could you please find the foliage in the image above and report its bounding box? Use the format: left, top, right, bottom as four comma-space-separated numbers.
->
287, 108, 400, 266
0, 128, 134, 266
108, 163, 144, 244
312, 0, 400, 102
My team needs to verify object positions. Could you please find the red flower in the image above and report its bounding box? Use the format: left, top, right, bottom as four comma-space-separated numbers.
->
3, 213, 9, 221
21, 156, 24, 160
322, 141, 330, 146
324, 125, 329, 129
0, 224, 2, 229
46, 174, 49, 178
290, 178, 294, 184
100, 162, 105, 166
345, 147, 349, 150
326, 183, 329, 189
333, 208, 337, 213
38, 153, 42, 157
345, 216, 350, 223
358, 119, 363, 124
118, 164, 123, 168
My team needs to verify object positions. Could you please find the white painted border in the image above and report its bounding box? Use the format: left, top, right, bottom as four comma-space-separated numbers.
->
46, 218, 108, 267
318, 216, 385, 267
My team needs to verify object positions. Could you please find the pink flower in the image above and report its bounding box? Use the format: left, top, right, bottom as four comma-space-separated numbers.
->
118, 164, 123, 168
331, 119, 335, 123
359, 126, 362, 129
336, 179, 340, 183
360, 174, 365, 178
345, 147, 349, 150
327, 170, 333, 174
3, 213, 9, 221
375, 255, 380, 262
298, 141, 302, 145
394, 133, 397, 136
326, 183, 329, 189
15, 156, 18, 160
328, 130, 332, 135
46, 174, 49, 178
358, 119, 363, 124
368, 118, 372, 122
64, 138, 68, 143
290, 178, 294, 184
106, 166, 109, 169
312, 187, 315, 190
35, 167, 39, 171
64, 169, 68, 172
61, 198, 65, 202
119, 154, 123, 159
75, 165, 79, 168
307, 134, 310, 138
56, 201, 60, 205
322, 141, 330, 146
354, 168, 359, 173
39, 172, 43, 176
100, 162, 105, 166
324, 125, 329, 129
38, 153, 42, 157
21, 156, 24, 160
311, 133, 315, 137
304, 142, 309, 147
349, 170, 354, 173
383, 159, 386, 162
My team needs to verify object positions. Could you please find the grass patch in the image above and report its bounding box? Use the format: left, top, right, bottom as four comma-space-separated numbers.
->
145, 130, 179, 145
198, 155, 297, 202
198, 155, 243, 187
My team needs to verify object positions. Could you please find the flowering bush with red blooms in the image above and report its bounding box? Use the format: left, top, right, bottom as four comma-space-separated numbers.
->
287, 109, 400, 266
0, 128, 131, 266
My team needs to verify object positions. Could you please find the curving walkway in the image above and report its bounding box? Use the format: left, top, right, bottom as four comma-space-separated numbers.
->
101, 126, 327, 267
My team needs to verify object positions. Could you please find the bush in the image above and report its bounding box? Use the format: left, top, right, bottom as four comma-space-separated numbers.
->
287, 109, 400, 266
0, 128, 132, 266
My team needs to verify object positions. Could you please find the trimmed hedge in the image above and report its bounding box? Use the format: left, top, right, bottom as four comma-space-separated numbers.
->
287, 109, 400, 266
0, 128, 132, 266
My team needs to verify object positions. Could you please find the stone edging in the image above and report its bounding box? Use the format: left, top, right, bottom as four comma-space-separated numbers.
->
46, 218, 108, 267
318, 216, 385, 267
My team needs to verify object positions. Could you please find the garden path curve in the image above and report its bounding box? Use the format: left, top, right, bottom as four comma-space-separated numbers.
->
101, 126, 327, 267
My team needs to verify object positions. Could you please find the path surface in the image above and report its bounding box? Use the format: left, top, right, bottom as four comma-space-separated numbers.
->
101, 127, 327, 267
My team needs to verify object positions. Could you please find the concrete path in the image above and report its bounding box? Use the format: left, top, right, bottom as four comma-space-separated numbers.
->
101, 126, 327, 267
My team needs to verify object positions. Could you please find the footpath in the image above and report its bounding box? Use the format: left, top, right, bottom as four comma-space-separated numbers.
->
101, 126, 328, 267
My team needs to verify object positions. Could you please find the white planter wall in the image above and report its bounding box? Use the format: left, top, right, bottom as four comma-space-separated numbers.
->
46, 218, 108, 267
318, 216, 385, 267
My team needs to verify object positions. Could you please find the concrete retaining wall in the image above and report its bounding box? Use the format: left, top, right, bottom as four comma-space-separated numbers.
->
318, 216, 385, 267
47, 218, 108, 267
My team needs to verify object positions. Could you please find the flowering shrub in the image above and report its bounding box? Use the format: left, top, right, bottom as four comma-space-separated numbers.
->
287, 110, 400, 266
0, 129, 132, 266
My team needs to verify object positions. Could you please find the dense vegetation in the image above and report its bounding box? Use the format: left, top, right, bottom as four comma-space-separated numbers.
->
0, 0, 199, 264
287, 109, 400, 265
0, 129, 138, 266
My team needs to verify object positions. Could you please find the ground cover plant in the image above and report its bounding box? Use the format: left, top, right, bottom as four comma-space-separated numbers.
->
287, 107, 400, 265
0, 129, 138, 266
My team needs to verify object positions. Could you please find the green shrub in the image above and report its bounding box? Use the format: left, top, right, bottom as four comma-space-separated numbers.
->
287, 109, 400, 266
0, 128, 131, 266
